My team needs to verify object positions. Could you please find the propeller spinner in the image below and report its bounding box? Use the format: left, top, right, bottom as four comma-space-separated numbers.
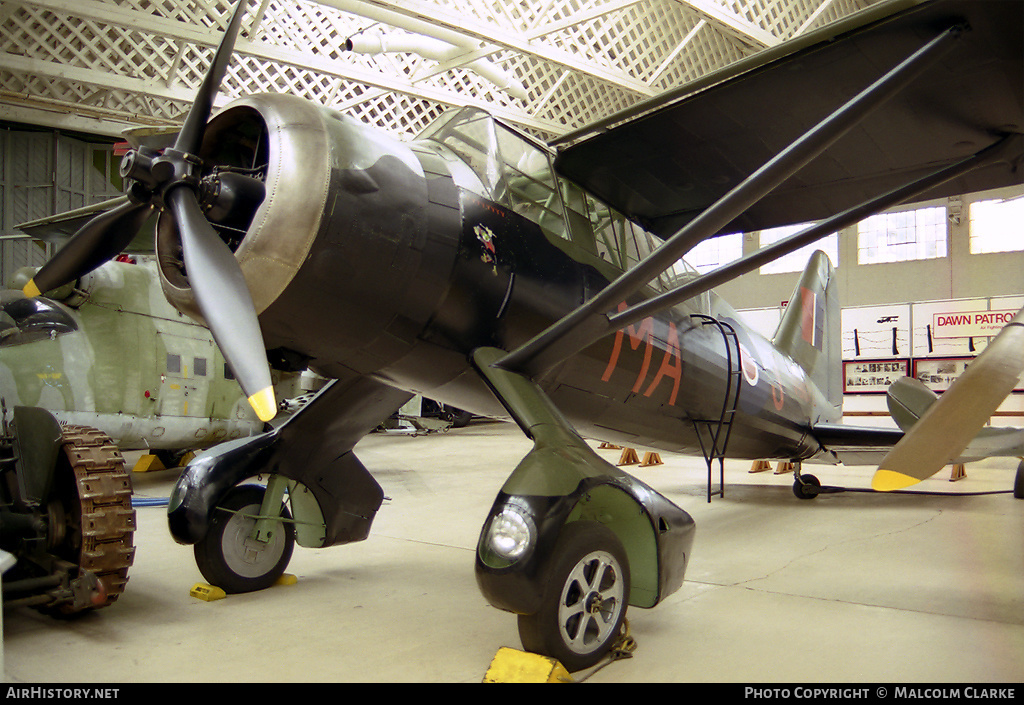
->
22, 0, 277, 422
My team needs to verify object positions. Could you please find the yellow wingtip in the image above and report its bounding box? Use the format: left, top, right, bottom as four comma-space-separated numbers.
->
248, 386, 277, 423
872, 468, 920, 492
22, 279, 41, 298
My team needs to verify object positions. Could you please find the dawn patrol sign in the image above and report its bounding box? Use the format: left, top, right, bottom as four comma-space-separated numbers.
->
932, 309, 1019, 338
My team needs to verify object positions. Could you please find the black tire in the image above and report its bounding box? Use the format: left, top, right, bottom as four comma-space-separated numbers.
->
1014, 461, 1024, 499
194, 484, 294, 594
518, 522, 630, 672
793, 474, 821, 500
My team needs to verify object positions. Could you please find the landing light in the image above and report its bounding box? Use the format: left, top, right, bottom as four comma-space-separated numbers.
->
484, 505, 535, 564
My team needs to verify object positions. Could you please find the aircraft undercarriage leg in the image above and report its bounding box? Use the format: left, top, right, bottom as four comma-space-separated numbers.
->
792, 463, 822, 500
193, 479, 295, 593
472, 347, 694, 672
168, 376, 413, 593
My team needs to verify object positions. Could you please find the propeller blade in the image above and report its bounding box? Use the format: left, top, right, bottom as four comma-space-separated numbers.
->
175, 0, 249, 155
23, 199, 153, 298
164, 186, 276, 422
873, 305, 1024, 491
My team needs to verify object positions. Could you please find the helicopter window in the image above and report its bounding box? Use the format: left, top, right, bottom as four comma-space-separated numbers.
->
223, 364, 235, 381
166, 354, 181, 375
0, 296, 78, 348
194, 357, 207, 377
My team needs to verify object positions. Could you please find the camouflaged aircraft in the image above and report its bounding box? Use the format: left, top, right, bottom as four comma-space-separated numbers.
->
0, 257, 280, 466
19, 0, 1024, 672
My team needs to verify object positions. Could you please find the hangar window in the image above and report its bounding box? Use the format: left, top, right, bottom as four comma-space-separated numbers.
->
857, 206, 946, 264
759, 224, 839, 273
0, 295, 77, 347
969, 194, 1024, 254
687, 233, 743, 273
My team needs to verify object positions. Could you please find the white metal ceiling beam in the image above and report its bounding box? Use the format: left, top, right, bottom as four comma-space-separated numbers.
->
13, 0, 563, 133
317, 0, 658, 96
648, 18, 706, 85
793, 0, 837, 36
676, 0, 780, 48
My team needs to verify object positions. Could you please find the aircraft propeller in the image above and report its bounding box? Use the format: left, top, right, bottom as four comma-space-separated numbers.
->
873, 305, 1024, 491
22, 0, 277, 422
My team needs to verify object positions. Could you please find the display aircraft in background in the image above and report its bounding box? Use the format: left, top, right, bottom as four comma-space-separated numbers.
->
0, 258, 305, 468
18, 0, 1023, 672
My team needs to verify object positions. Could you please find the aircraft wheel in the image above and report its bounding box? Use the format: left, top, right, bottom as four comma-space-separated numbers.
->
1014, 461, 1024, 499
194, 484, 294, 594
517, 521, 630, 672
793, 474, 821, 500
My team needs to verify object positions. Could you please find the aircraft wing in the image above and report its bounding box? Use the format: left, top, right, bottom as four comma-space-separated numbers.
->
552, 0, 1024, 240
810, 422, 905, 466
811, 420, 1024, 467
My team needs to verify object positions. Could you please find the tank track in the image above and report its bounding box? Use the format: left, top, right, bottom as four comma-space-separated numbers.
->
56, 425, 136, 611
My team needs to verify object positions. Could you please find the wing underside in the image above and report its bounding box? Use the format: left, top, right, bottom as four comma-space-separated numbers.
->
553, 0, 1024, 239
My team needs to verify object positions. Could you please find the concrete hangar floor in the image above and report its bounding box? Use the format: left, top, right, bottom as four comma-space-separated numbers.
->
3, 419, 1022, 683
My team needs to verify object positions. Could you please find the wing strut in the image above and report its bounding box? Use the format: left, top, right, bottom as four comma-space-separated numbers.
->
610, 135, 1019, 333
495, 22, 968, 377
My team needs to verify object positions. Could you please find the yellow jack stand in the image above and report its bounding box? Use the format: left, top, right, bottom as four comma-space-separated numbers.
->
598, 442, 621, 449
640, 452, 663, 467
775, 461, 795, 475
949, 464, 967, 482
483, 647, 573, 683
617, 447, 639, 466
133, 451, 196, 473
132, 454, 165, 473
750, 460, 772, 473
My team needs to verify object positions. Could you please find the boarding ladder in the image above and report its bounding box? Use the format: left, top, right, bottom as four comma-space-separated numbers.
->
690, 315, 742, 502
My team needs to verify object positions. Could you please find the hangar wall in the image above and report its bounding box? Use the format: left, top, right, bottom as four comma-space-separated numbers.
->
714, 185, 1024, 311
0, 126, 122, 285
720, 183, 1024, 424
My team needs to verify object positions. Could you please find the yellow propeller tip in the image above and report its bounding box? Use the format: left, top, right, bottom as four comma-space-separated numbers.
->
248, 387, 277, 423
872, 469, 920, 492
22, 279, 42, 298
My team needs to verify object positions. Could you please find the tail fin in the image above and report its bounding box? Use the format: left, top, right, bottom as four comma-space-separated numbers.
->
773, 250, 842, 411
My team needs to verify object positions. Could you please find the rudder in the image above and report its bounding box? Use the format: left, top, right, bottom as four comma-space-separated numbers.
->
773, 250, 842, 412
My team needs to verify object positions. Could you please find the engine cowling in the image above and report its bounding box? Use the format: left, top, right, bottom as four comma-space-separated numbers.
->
155, 93, 460, 379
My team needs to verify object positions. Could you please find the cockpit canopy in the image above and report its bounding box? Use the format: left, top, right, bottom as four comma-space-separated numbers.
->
0, 293, 78, 347
418, 108, 703, 298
